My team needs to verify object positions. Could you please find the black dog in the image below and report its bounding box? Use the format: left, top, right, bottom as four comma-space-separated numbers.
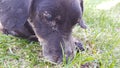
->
0, 0, 86, 63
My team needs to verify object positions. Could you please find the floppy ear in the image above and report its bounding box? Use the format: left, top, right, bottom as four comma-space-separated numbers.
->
80, 0, 84, 13
78, 0, 87, 29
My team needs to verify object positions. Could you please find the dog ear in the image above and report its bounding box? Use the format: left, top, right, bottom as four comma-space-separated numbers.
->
80, 0, 84, 13
78, 0, 87, 29
78, 19, 87, 29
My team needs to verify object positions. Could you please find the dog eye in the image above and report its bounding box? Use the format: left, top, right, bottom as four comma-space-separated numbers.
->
43, 11, 52, 21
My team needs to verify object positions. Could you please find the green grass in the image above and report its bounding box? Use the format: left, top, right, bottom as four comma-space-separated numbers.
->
0, 0, 120, 68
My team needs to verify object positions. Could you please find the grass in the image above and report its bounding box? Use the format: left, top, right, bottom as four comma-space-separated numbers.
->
0, 0, 120, 68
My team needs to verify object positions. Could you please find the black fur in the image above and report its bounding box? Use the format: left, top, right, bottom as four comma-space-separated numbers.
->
0, 0, 85, 63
